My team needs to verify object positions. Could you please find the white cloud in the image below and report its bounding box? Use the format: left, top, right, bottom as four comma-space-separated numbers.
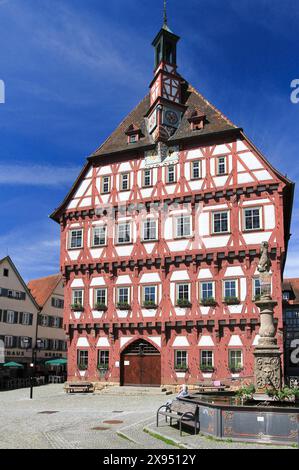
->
0, 163, 80, 186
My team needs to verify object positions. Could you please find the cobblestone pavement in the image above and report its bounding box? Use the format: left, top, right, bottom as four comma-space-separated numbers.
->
0, 385, 295, 449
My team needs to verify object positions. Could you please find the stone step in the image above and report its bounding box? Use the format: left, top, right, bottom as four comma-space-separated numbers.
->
98, 386, 171, 396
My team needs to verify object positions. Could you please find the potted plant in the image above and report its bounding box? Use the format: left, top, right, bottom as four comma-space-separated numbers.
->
267, 386, 299, 403
117, 302, 131, 310
235, 384, 255, 402
143, 300, 158, 309
97, 363, 109, 371
176, 299, 192, 308
200, 364, 214, 372
224, 296, 240, 305
174, 363, 188, 372
71, 303, 84, 311
200, 297, 217, 307
254, 294, 261, 302
229, 362, 243, 373
94, 302, 108, 311
78, 363, 87, 371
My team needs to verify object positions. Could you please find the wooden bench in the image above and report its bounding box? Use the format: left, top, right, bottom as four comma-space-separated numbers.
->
65, 382, 94, 393
156, 400, 199, 436
198, 380, 228, 392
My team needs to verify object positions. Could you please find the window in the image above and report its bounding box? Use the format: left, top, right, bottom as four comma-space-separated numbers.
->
120, 173, 130, 191
4, 336, 13, 348
52, 339, 59, 350
228, 350, 243, 370
69, 229, 83, 249
3, 268, 9, 277
95, 288, 107, 306
143, 169, 152, 187
200, 282, 214, 300
77, 350, 88, 369
22, 313, 30, 325
177, 283, 190, 301
51, 297, 64, 309
41, 315, 48, 327
191, 160, 201, 179
244, 207, 261, 231
72, 289, 83, 306
253, 278, 261, 299
200, 350, 214, 368
143, 219, 157, 241
53, 317, 61, 328
175, 215, 191, 238
142, 285, 157, 305
223, 280, 237, 299
117, 222, 131, 244
117, 287, 130, 304
217, 156, 227, 175
92, 225, 107, 247
283, 291, 290, 301
6, 310, 15, 324
101, 176, 110, 194
98, 350, 109, 367
174, 350, 188, 369
213, 211, 229, 234
129, 134, 137, 143
167, 165, 176, 183
20, 336, 30, 349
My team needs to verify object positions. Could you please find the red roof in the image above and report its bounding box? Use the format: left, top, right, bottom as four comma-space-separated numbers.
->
282, 278, 299, 305
27, 274, 62, 308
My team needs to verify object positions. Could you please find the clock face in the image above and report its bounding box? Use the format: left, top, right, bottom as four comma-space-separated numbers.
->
165, 110, 179, 126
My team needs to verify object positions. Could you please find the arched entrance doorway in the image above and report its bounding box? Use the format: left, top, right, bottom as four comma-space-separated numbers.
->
120, 339, 161, 386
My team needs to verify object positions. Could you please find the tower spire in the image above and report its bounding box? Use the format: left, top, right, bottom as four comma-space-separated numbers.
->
163, 0, 167, 26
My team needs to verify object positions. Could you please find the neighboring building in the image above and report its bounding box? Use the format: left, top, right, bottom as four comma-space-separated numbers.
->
0, 256, 39, 369
50, 18, 294, 386
28, 274, 67, 361
282, 279, 299, 382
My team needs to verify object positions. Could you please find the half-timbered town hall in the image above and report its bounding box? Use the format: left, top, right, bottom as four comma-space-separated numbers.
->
51, 17, 294, 386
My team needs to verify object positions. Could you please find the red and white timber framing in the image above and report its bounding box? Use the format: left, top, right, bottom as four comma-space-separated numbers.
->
56, 131, 292, 386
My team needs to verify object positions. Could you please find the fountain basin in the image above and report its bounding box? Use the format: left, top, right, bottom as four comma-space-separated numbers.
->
180, 393, 299, 446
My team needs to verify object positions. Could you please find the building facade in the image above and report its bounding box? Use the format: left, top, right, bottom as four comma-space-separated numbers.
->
28, 274, 67, 361
51, 20, 294, 386
282, 279, 299, 383
0, 257, 39, 368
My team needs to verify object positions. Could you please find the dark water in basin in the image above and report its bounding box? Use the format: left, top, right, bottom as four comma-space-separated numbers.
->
186, 393, 299, 408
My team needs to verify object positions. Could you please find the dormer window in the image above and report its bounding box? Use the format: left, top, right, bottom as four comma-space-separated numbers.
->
125, 124, 143, 144
129, 134, 137, 144
187, 109, 206, 131
283, 291, 290, 301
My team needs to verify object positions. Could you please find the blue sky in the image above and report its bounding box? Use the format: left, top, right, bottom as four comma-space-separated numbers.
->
0, 0, 298, 281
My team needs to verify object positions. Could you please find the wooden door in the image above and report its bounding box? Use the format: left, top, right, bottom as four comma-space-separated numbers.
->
120, 340, 161, 386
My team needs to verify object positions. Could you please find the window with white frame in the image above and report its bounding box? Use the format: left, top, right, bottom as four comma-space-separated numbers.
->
200, 281, 214, 300
22, 312, 30, 325
53, 317, 61, 328
98, 350, 109, 367
72, 289, 83, 306
223, 280, 237, 299
143, 219, 157, 241
117, 222, 131, 244
69, 229, 83, 249
101, 176, 110, 194
143, 169, 152, 187
41, 315, 48, 327
120, 173, 130, 191
244, 207, 261, 231
228, 350, 243, 369
142, 285, 157, 305
117, 287, 130, 304
92, 225, 107, 247
217, 156, 227, 175
6, 310, 15, 324
95, 288, 107, 306
200, 350, 214, 368
175, 215, 191, 238
191, 160, 201, 179
177, 283, 190, 302
175, 350, 188, 368
213, 211, 229, 234
167, 165, 176, 183
253, 278, 261, 299
77, 350, 88, 368
4, 336, 13, 348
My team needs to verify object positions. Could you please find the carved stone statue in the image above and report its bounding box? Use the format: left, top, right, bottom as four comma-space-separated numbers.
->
257, 241, 271, 273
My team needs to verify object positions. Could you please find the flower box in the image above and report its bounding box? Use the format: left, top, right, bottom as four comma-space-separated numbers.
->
117, 302, 131, 310
143, 301, 158, 309
174, 365, 188, 372
200, 365, 215, 372
94, 303, 108, 311
71, 304, 84, 311
224, 297, 240, 305
229, 364, 243, 373
200, 298, 217, 307
176, 299, 192, 308
97, 364, 109, 371
78, 364, 87, 371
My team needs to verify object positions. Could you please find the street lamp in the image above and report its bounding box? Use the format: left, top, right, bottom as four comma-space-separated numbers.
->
23, 337, 43, 399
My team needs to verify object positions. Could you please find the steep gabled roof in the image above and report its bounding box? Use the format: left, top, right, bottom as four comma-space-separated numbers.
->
27, 273, 62, 308
90, 80, 239, 158
282, 278, 299, 304
0, 256, 40, 310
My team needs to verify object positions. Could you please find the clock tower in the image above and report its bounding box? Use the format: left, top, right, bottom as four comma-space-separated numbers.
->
147, 10, 184, 142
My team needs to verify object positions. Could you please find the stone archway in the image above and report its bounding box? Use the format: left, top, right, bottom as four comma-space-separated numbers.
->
120, 339, 161, 386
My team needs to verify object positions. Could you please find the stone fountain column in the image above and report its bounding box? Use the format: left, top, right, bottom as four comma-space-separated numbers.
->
253, 243, 282, 393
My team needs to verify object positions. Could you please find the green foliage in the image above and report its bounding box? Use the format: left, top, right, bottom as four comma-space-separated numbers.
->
235, 384, 255, 400
176, 299, 192, 308
71, 303, 84, 311
267, 386, 299, 402
200, 297, 217, 306
117, 302, 131, 310
143, 300, 158, 308
94, 303, 107, 311
224, 296, 240, 305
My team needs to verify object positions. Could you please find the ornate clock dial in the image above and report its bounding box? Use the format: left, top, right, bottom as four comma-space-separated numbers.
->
165, 110, 179, 126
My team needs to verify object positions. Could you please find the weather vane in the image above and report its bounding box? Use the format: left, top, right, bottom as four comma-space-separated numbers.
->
163, 0, 168, 26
